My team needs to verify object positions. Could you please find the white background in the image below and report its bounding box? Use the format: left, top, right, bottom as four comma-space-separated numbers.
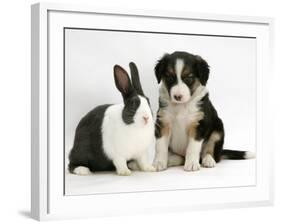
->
0, 0, 279, 223
65, 29, 256, 156
65, 29, 256, 195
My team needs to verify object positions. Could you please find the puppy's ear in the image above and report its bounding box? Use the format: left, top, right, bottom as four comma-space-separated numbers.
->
195, 55, 209, 86
155, 54, 169, 83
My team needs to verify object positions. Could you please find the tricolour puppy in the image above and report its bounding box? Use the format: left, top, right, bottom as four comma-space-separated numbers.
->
153, 51, 254, 172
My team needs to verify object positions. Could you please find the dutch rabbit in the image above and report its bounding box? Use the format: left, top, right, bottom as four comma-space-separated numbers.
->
68, 62, 155, 176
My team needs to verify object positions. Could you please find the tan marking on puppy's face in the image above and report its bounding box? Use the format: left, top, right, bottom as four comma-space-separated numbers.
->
167, 66, 176, 76
191, 78, 201, 94
183, 66, 191, 74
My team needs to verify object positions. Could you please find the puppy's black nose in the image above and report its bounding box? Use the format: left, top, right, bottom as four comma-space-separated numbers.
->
174, 94, 182, 101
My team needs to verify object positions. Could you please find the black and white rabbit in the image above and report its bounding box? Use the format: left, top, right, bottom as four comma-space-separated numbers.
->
68, 62, 155, 176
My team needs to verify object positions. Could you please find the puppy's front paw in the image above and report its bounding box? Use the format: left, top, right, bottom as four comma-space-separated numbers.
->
184, 159, 200, 171
142, 165, 156, 172
153, 159, 168, 171
202, 154, 216, 168
116, 168, 132, 176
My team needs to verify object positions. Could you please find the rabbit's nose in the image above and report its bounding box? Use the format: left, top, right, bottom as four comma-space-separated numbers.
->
143, 116, 149, 124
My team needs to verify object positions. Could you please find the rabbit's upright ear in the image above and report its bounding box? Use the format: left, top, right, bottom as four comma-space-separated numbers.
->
114, 65, 135, 98
129, 62, 144, 96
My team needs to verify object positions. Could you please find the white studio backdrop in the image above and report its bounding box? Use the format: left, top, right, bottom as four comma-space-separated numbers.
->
65, 28, 256, 159
64, 28, 257, 195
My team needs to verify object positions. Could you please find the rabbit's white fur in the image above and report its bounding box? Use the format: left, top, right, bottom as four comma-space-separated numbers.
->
102, 96, 155, 175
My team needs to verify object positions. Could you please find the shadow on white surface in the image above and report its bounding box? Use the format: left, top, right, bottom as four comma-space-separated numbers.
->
65, 159, 256, 196
18, 211, 31, 219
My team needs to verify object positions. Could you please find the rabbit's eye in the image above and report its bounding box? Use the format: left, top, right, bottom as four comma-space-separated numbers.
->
126, 97, 141, 110
130, 99, 140, 108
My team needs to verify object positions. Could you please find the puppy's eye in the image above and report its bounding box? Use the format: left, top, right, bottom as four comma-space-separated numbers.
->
183, 75, 194, 83
166, 73, 175, 82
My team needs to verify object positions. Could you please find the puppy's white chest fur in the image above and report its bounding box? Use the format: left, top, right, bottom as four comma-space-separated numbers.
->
168, 104, 197, 156
159, 85, 207, 157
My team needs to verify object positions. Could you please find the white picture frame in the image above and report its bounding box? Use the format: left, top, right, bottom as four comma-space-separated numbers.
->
31, 2, 274, 221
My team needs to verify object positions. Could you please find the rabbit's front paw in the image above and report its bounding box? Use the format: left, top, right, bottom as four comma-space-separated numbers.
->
73, 166, 91, 175
127, 161, 139, 170
116, 168, 132, 176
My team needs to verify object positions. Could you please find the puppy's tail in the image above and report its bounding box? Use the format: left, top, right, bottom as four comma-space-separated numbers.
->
221, 149, 255, 160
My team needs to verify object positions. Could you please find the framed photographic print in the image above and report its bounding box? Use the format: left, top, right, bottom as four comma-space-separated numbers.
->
31, 2, 274, 221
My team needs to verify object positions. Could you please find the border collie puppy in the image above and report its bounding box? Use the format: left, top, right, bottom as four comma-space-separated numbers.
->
153, 51, 254, 172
